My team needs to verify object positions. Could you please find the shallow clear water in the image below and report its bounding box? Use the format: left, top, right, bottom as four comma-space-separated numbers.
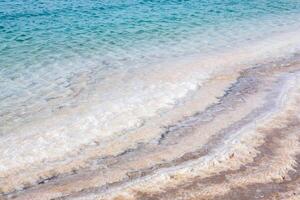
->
1, 0, 300, 135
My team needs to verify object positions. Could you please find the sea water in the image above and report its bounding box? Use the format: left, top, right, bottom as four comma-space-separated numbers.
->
1, 0, 300, 171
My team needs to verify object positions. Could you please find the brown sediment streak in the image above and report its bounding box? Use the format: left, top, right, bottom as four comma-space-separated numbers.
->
132, 117, 300, 200
2, 60, 300, 200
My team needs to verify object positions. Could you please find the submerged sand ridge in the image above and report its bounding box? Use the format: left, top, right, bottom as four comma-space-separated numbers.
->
1, 58, 299, 200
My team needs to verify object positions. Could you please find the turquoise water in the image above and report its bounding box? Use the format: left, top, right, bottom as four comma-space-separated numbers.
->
1, 0, 300, 70
1, 0, 300, 134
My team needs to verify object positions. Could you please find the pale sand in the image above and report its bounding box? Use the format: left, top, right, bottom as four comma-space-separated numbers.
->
2, 58, 300, 200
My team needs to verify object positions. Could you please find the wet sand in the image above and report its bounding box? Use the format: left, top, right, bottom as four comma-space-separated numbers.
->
1, 58, 300, 200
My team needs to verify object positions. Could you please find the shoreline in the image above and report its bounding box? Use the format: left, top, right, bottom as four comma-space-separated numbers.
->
2, 56, 300, 199
2, 1, 300, 199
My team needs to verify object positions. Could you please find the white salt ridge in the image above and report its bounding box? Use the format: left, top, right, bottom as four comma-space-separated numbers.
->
0, 28, 300, 176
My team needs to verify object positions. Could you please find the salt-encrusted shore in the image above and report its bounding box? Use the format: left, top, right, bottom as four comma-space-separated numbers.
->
1, 0, 300, 199
1, 56, 300, 200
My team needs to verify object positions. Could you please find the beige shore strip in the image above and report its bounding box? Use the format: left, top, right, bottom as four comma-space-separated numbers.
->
2, 59, 300, 200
